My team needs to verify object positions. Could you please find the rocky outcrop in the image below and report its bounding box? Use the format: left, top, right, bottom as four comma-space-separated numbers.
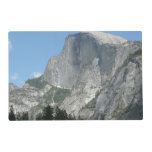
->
9, 32, 142, 120
43, 32, 127, 89
9, 77, 71, 119
92, 52, 142, 120
43, 32, 142, 119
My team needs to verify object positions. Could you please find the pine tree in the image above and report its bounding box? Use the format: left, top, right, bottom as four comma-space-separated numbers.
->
42, 105, 54, 120
9, 105, 16, 121
68, 114, 75, 120
21, 112, 28, 120
16, 112, 22, 120
54, 107, 69, 120
36, 113, 43, 120
16, 111, 29, 120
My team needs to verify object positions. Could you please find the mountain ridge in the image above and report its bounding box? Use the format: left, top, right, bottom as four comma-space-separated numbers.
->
80, 31, 128, 44
9, 32, 142, 120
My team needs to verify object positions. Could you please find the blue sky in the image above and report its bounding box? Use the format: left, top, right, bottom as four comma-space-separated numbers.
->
9, 31, 142, 87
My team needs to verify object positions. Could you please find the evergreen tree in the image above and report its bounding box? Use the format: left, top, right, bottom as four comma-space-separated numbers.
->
68, 114, 75, 120
36, 113, 43, 120
16, 112, 22, 120
9, 105, 16, 121
16, 111, 29, 120
42, 105, 54, 120
21, 112, 28, 120
54, 107, 69, 120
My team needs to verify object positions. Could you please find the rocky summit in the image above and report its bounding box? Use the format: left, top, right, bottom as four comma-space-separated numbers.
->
9, 31, 142, 120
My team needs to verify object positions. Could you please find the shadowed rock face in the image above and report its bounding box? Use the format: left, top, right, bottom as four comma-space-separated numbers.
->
92, 55, 142, 120
9, 32, 142, 120
43, 32, 142, 119
43, 32, 119, 89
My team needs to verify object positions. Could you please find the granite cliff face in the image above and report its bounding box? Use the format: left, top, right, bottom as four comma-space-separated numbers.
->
9, 31, 142, 120
9, 77, 71, 119
43, 32, 142, 119
44, 32, 127, 89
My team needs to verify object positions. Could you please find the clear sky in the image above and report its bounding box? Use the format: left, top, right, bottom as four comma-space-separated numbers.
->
9, 31, 142, 87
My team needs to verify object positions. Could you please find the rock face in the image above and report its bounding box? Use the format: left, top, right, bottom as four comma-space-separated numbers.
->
9, 77, 71, 119
9, 31, 142, 120
92, 54, 142, 120
43, 32, 142, 119
9, 81, 51, 119
44, 32, 127, 89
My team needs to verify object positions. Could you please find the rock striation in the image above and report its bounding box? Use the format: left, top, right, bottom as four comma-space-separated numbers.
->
9, 32, 142, 120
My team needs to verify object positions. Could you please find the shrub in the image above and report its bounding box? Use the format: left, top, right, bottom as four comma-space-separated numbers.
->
43, 86, 71, 103
26, 77, 48, 89
43, 91, 53, 102
54, 88, 71, 102
118, 48, 142, 71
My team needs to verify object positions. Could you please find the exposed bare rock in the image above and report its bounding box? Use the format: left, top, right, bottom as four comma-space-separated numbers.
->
9, 32, 142, 120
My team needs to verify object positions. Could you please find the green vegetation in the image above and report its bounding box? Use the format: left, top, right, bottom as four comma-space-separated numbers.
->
111, 104, 132, 120
111, 101, 143, 120
35, 103, 46, 110
9, 105, 29, 121
9, 105, 16, 121
43, 91, 53, 102
54, 107, 68, 120
54, 88, 71, 102
111, 86, 143, 120
118, 48, 142, 71
26, 76, 48, 89
54, 106, 75, 120
43, 86, 71, 103
16, 112, 28, 120
36, 105, 54, 120
133, 48, 142, 56
133, 41, 142, 48
36, 105, 75, 120
9, 104, 74, 120
130, 103, 143, 120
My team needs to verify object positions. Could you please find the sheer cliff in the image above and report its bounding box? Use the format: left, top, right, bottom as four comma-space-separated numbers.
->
9, 32, 142, 120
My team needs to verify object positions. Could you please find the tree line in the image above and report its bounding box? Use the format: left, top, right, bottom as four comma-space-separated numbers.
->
9, 105, 75, 121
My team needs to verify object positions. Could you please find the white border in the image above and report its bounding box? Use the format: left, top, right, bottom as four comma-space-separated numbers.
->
0, 0, 152, 152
